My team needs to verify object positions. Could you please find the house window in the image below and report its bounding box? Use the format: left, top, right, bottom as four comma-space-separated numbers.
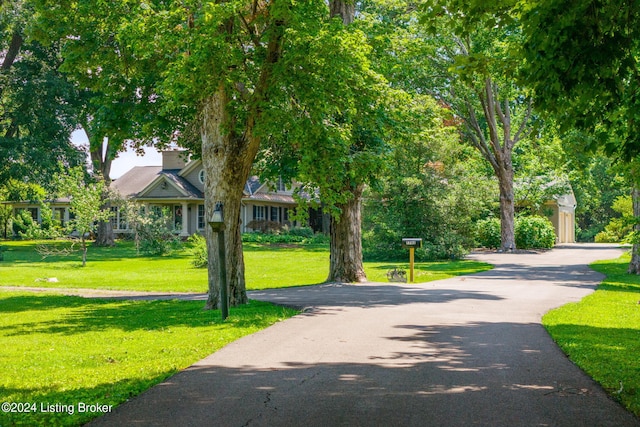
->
199, 169, 205, 184
53, 208, 66, 227
110, 207, 118, 229
253, 205, 266, 221
118, 208, 129, 230
27, 208, 38, 221
277, 177, 286, 192
271, 206, 279, 222
198, 205, 205, 230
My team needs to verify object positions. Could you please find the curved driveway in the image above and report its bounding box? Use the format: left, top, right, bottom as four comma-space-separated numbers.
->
90, 244, 640, 426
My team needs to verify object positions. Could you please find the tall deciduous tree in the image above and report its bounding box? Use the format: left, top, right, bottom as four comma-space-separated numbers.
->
125, 1, 378, 307
0, 0, 84, 187
519, 0, 640, 271
256, 1, 391, 283
421, 2, 533, 251
31, 0, 174, 246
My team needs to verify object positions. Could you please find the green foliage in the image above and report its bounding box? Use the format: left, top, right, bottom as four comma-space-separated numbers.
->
475, 218, 501, 249
568, 155, 628, 242
362, 93, 495, 261
520, 0, 640, 160
242, 228, 328, 245
187, 233, 208, 268
54, 166, 112, 266
11, 210, 35, 238
543, 255, 640, 417
136, 208, 182, 256
514, 215, 556, 249
12, 204, 61, 240
594, 196, 634, 243
0, 2, 85, 186
476, 216, 556, 249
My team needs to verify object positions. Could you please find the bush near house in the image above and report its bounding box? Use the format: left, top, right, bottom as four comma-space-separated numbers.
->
515, 216, 556, 249
475, 216, 556, 249
475, 218, 502, 249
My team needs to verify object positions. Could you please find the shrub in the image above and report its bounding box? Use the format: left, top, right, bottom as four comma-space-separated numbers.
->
187, 234, 208, 268
137, 209, 182, 256
288, 227, 314, 238
475, 218, 501, 249
475, 216, 556, 249
11, 210, 34, 238
515, 216, 556, 249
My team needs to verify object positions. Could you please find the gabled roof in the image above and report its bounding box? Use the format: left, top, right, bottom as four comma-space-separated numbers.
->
111, 163, 295, 206
111, 166, 203, 199
244, 176, 264, 196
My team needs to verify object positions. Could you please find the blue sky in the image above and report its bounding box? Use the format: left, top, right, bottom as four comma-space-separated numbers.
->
71, 130, 162, 179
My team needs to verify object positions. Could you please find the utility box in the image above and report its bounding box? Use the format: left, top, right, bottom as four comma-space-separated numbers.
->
401, 238, 423, 249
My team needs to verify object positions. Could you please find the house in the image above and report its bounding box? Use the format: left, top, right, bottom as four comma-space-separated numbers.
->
3, 150, 302, 237
544, 192, 577, 244
516, 177, 577, 244
109, 150, 300, 236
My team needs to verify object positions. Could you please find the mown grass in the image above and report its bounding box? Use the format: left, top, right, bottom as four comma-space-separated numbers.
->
543, 253, 640, 417
0, 240, 492, 292
0, 292, 297, 426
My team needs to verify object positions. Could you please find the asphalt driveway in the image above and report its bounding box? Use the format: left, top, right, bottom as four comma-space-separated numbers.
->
89, 244, 640, 426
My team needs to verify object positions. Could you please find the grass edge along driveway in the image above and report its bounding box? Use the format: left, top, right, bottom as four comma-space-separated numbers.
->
543, 253, 640, 418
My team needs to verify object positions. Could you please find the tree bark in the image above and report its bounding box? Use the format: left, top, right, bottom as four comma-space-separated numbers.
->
89, 133, 115, 246
2, 31, 23, 71
628, 186, 640, 274
328, 184, 367, 283
200, 8, 284, 310
326, 0, 367, 283
498, 164, 516, 251
463, 77, 531, 252
202, 88, 258, 309
330, 0, 355, 25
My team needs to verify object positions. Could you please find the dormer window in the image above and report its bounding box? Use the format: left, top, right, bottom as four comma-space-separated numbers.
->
199, 169, 205, 184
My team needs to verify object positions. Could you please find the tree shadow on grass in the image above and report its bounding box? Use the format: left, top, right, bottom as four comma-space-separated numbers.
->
0, 375, 177, 427
0, 295, 282, 335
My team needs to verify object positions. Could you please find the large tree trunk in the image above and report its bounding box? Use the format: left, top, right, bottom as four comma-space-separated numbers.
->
89, 133, 115, 246
202, 88, 259, 309
328, 184, 367, 283
330, 0, 355, 25
628, 186, 640, 274
326, 1, 366, 283
498, 164, 516, 252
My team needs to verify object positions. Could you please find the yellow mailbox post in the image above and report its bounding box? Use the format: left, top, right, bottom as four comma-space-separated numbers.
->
401, 238, 423, 282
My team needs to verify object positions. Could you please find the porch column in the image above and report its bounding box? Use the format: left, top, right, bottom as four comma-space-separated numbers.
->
181, 201, 189, 236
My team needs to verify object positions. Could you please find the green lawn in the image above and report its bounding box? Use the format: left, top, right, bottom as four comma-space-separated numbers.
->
0, 293, 297, 426
543, 253, 640, 417
0, 240, 492, 292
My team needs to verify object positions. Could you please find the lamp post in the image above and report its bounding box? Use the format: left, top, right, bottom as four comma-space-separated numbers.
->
208, 201, 229, 320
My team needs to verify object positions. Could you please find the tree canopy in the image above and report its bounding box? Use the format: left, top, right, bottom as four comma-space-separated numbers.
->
0, 0, 85, 186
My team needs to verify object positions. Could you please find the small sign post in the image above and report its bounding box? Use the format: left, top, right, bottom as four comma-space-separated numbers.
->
401, 238, 423, 282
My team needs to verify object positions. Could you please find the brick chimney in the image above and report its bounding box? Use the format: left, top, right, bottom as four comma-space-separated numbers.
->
162, 150, 188, 170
